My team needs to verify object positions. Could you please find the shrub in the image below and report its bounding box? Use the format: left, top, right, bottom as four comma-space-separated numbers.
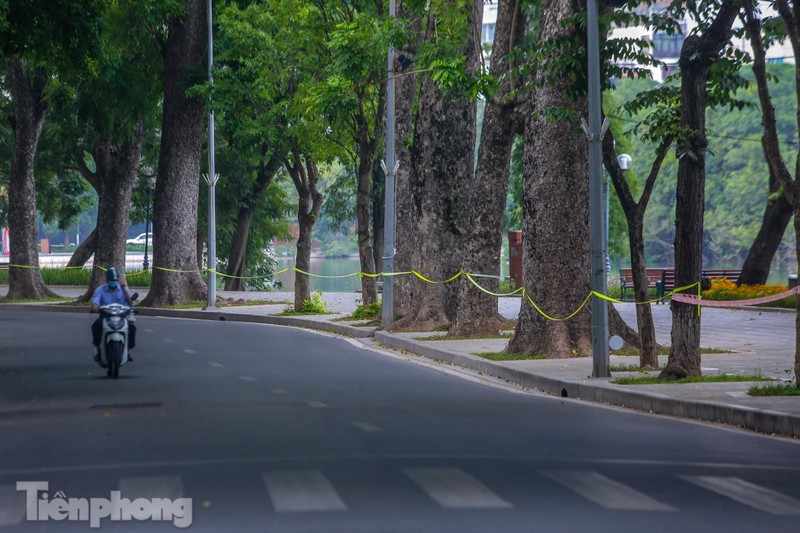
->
702, 279, 795, 309
281, 291, 329, 315
351, 299, 381, 319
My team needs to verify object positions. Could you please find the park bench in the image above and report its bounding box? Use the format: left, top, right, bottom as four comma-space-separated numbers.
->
619, 267, 741, 303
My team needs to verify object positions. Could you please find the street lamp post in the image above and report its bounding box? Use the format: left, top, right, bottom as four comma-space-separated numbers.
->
206, 0, 218, 310
381, 0, 397, 328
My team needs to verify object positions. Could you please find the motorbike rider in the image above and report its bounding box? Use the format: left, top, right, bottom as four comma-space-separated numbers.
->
91, 267, 136, 362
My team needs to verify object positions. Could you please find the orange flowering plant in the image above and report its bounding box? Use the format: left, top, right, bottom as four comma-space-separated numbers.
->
702, 278, 796, 309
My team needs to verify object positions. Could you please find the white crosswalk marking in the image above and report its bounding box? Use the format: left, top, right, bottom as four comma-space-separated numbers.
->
0, 484, 27, 526
119, 476, 183, 499
681, 476, 800, 515
262, 470, 346, 513
541, 470, 674, 511
404, 468, 512, 509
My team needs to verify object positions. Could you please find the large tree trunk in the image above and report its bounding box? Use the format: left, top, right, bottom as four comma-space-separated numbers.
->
223, 152, 282, 291
5, 59, 56, 300
737, 184, 793, 286
66, 227, 97, 268
285, 152, 322, 311
391, 3, 422, 318
507, 0, 595, 357
141, 0, 208, 307
450, 0, 525, 337
661, 2, 737, 380
392, 0, 481, 331
77, 127, 144, 302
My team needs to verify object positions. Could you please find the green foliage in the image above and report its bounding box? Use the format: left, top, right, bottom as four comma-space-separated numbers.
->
351, 299, 381, 319
279, 291, 329, 315
613, 373, 774, 385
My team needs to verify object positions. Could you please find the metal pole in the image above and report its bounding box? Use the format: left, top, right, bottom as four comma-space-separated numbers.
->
381, 0, 397, 327
588, 0, 610, 377
143, 190, 151, 271
206, 0, 217, 309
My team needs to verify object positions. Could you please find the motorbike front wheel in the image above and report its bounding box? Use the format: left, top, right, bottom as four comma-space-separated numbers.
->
107, 341, 123, 379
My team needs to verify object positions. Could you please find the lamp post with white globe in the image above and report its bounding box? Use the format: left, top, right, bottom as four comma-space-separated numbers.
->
607, 153, 632, 279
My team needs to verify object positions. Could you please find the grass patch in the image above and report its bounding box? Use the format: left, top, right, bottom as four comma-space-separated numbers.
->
748, 383, 800, 396
350, 320, 381, 327
473, 352, 549, 361
613, 374, 775, 385
609, 364, 665, 373
415, 333, 513, 341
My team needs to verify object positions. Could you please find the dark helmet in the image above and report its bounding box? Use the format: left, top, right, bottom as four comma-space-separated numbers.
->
106, 267, 120, 282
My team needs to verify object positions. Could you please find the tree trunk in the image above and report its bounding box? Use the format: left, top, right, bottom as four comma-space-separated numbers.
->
628, 216, 659, 368
391, 4, 422, 317
372, 158, 384, 283
66, 227, 97, 268
738, 186, 793, 286
141, 0, 208, 307
661, 3, 737, 380
450, 0, 525, 337
392, 0, 481, 332
356, 135, 378, 307
5, 58, 56, 300
223, 153, 282, 291
507, 0, 596, 357
286, 153, 322, 311
77, 127, 144, 302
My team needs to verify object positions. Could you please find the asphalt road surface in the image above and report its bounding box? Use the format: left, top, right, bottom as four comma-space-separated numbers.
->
1, 310, 799, 532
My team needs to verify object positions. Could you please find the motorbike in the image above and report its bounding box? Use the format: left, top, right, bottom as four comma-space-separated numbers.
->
98, 293, 137, 379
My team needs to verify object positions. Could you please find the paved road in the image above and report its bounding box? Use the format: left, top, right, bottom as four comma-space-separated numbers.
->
1, 310, 799, 532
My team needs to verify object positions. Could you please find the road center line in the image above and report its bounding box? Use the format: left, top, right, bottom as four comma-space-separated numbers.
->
208, 362, 224, 368
182, 349, 196, 354
305, 400, 328, 409
239, 376, 257, 382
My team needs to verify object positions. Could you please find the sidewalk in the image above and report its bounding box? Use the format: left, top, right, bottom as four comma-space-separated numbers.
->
2, 286, 798, 438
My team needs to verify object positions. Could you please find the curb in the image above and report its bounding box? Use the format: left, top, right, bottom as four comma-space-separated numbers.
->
2, 303, 798, 438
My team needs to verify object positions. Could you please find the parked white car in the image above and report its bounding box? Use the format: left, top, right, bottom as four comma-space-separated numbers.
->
126, 233, 153, 246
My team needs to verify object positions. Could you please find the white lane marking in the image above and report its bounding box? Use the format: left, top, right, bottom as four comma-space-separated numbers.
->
262, 470, 346, 512
352, 422, 382, 433
271, 389, 287, 395
726, 391, 748, 398
182, 349, 196, 354
541, 470, 674, 511
305, 400, 328, 409
208, 362, 224, 368
404, 468, 512, 509
162, 338, 174, 343
240, 376, 257, 382
681, 476, 800, 515
144, 328, 155, 333
0, 484, 26, 526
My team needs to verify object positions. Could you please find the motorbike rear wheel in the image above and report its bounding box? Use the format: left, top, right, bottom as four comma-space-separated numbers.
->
107, 341, 123, 379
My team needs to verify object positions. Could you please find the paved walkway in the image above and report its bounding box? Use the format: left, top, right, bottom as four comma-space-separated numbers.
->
2, 286, 798, 438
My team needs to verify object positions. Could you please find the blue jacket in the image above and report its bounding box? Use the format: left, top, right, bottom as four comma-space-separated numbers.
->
92, 284, 132, 307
